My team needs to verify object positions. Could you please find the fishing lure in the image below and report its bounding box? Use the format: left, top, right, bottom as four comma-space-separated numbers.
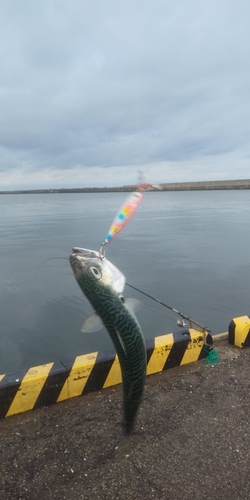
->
100, 190, 144, 254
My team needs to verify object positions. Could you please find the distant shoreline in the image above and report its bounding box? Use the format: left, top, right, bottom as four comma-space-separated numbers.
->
1, 179, 250, 194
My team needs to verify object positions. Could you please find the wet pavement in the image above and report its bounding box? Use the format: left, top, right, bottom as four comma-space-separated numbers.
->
0, 338, 250, 500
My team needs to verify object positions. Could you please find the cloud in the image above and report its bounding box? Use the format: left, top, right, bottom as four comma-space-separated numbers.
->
0, 0, 250, 189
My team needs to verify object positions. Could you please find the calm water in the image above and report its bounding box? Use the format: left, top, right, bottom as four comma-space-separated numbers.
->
1, 190, 250, 374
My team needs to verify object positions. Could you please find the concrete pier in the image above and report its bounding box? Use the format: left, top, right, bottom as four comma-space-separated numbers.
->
1, 338, 250, 500
1, 178, 250, 194
160, 178, 250, 191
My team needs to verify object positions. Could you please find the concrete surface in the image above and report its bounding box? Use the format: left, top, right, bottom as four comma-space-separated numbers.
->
0, 339, 250, 500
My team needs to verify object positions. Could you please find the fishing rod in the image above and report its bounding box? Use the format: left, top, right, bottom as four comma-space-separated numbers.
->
98, 179, 210, 334
126, 282, 211, 333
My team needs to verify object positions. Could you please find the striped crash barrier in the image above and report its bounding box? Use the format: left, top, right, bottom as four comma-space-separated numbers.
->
228, 315, 250, 348
0, 328, 213, 419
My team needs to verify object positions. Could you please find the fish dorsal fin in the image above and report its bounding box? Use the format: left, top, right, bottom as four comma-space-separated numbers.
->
81, 313, 104, 333
123, 298, 143, 315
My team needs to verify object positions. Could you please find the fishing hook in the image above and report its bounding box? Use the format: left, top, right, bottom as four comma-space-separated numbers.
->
99, 242, 107, 259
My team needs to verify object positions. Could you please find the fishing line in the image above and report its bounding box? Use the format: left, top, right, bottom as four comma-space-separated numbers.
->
35, 257, 69, 276
126, 282, 211, 333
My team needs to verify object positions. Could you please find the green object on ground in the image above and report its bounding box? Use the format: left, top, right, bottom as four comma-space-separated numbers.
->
204, 344, 219, 365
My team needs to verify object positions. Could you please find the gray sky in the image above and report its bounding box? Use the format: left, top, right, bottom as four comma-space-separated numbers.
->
1, 0, 250, 189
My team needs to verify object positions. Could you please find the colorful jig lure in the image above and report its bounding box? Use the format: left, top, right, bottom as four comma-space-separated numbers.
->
100, 190, 144, 252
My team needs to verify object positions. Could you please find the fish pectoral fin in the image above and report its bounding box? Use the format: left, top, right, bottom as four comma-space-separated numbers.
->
123, 298, 143, 315
81, 313, 104, 333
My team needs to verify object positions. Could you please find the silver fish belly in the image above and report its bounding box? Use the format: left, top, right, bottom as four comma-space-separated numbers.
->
69, 247, 147, 435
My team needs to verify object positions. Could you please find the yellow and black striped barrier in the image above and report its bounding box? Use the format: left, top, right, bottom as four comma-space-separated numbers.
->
228, 316, 250, 348
0, 328, 212, 419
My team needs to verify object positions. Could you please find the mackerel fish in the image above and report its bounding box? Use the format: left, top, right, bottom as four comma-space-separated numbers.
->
69, 247, 147, 435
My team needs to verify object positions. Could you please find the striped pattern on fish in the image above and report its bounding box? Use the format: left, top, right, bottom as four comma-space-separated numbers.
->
69, 247, 147, 435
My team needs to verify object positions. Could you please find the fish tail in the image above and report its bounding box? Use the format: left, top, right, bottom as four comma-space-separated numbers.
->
123, 380, 145, 435
123, 405, 140, 435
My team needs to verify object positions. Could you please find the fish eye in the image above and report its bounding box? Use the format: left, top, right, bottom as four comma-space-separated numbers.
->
90, 266, 102, 279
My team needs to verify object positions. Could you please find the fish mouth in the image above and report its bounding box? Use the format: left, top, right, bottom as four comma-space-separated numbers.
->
70, 247, 102, 277
71, 247, 102, 260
